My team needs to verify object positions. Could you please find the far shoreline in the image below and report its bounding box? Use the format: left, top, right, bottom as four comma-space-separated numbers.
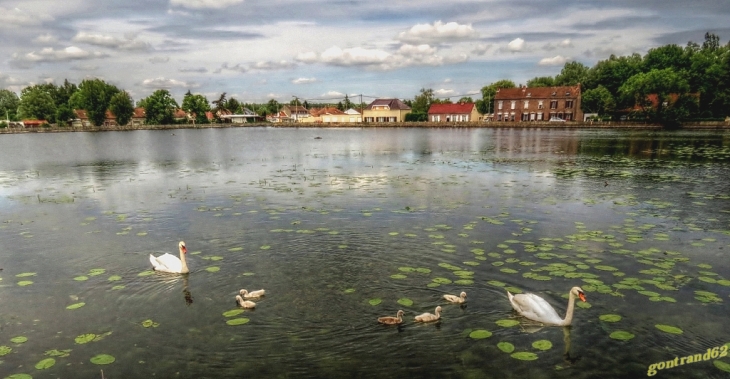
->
1, 120, 729, 134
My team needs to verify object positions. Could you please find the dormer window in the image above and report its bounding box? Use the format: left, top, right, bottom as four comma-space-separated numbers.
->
526, 93, 531, 97
552, 92, 556, 96
565, 92, 570, 96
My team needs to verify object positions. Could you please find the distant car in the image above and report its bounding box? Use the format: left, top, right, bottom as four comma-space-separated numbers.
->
549, 117, 566, 122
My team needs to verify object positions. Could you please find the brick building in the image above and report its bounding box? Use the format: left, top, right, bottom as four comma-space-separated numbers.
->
494, 85, 582, 122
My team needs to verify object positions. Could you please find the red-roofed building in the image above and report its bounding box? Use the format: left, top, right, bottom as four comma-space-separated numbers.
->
72, 109, 92, 127
22, 119, 48, 128
131, 107, 146, 125
427, 102, 481, 122
104, 110, 118, 126
494, 85, 582, 122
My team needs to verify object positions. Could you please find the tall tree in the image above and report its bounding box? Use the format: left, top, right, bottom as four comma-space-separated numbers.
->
526, 76, 555, 87
138, 89, 178, 125
182, 91, 211, 124
342, 95, 354, 110
109, 91, 135, 126
0, 89, 20, 121
555, 61, 590, 86
479, 80, 516, 114
17, 86, 56, 122
411, 88, 435, 113
76, 79, 120, 126
581, 85, 616, 116
585, 53, 643, 96
619, 68, 692, 126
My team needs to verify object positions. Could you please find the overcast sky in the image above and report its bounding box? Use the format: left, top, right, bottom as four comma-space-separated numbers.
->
1, 0, 729, 105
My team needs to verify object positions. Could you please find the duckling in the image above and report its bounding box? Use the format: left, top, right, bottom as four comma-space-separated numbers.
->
235, 295, 256, 308
239, 289, 265, 298
443, 291, 467, 304
414, 306, 441, 322
378, 310, 405, 325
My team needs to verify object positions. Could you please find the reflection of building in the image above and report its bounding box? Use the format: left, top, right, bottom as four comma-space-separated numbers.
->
363, 99, 411, 122
494, 85, 582, 122
427, 102, 481, 122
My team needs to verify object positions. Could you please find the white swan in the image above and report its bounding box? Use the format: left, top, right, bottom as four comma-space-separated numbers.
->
378, 310, 405, 325
414, 306, 442, 322
507, 286, 586, 326
443, 291, 467, 304
149, 241, 189, 274
235, 295, 256, 308
239, 289, 265, 298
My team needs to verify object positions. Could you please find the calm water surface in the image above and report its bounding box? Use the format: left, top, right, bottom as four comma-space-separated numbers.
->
0, 127, 729, 378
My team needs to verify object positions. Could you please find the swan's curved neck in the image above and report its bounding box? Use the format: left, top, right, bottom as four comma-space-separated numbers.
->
179, 246, 189, 274
560, 292, 577, 326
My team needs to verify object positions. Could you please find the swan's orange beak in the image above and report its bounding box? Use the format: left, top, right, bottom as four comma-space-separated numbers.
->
182, 246, 187, 254
579, 292, 586, 302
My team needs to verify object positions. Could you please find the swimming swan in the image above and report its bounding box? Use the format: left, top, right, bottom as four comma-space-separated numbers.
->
149, 241, 189, 274
239, 289, 266, 298
235, 295, 257, 308
507, 286, 586, 326
443, 291, 467, 303
414, 306, 441, 322
378, 310, 405, 325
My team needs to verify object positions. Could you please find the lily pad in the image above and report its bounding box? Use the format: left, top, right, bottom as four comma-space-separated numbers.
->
90, 354, 115, 365
532, 340, 553, 350
15, 272, 36, 277
368, 298, 382, 306
497, 341, 515, 353
0, 346, 12, 356
511, 351, 538, 361
397, 298, 413, 307
73, 276, 89, 281
88, 269, 106, 276
222, 309, 245, 317
343, 288, 355, 294
468, 330, 492, 339
714, 360, 730, 373
137, 270, 155, 277
142, 319, 159, 328
599, 314, 622, 322
108, 275, 122, 281
655, 324, 683, 334
75, 334, 96, 344
226, 318, 250, 326
609, 331, 635, 341
390, 274, 407, 279
17, 281, 33, 286
10, 336, 27, 344
205, 266, 220, 273
66, 302, 86, 310
496, 319, 520, 327
5, 374, 32, 379
35, 357, 56, 369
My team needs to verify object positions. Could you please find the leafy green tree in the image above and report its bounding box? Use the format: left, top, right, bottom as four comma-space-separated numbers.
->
526, 76, 555, 87
76, 79, 120, 126
702, 31, 720, 51
342, 95, 354, 110
619, 68, 692, 127
182, 91, 211, 124
0, 89, 20, 121
643, 44, 691, 73
555, 61, 590, 86
265, 99, 280, 116
411, 88, 435, 113
479, 80, 516, 114
109, 91, 135, 126
138, 89, 178, 125
585, 54, 643, 96
56, 104, 75, 126
458, 97, 474, 103
18, 86, 57, 122
224, 97, 241, 114
581, 85, 616, 116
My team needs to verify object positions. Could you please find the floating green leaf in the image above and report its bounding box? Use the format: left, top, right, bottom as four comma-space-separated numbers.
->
17, 281, 33, 286
599, 314, 622, 322
226, 318, 250, 326
432, 277, 452, 284
222, 309, 245, 317
35, 358, 56, 369
368, 298, 382, 306
397, 298, 413, 306
15, 272, 36, 277
609, 331, 635, 341
108, 275, 122, 281
532, 340, 552, 350
714, 360, 730, 373
5, 374, 32, 379
75, 334, 96, 344
45, 349, 71, 357
497, 341, 515, 353
10, 336, 27, 344
90, 354, 115, 365
228, 247, 243, 252
260, 245, 271, 250
496, 319, 520, 327
73, 275, 89, 281
468, 330, 492, 339
343, 288, 355, 294
66, 302, 85, 310
88, 269, 105, 276
205, 266, 220, 273
0, 345, 12, 356
655, 324, 683, 334
137, 270, 155, 277
141, 319, 159, 328
511, 352, 538, 361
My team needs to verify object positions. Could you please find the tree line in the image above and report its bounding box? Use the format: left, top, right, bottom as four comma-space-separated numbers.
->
1, 32, 728, 127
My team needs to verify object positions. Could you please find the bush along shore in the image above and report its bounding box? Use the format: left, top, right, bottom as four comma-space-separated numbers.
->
1, 120, 729, 134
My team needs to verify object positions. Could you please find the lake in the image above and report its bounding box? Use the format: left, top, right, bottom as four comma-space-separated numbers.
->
0, 127, 729, 378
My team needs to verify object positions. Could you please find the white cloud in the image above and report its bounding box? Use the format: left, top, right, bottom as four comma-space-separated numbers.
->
559, 39, 573, 47
323, 91, 344, 97
292, 77, 317, 84
179, 67, 208, 73
11, 46, 107, 66
320, 46, 391, 66
217, 63, 247, 73
434, 88, 454, 96
296, 44, 467, 71
33, 34, 58, 45
72, 32, 150, 50
538, 55, 572, 66
398, 21, 478, 44
169, 0, 244, 9
507, 38, 525, 52
0, 7, 53, 27
70, 64, 99, 71
472, 44, 491, 56
251, 60, 296, 71
397, 44, 437, 57
295, 51, 318, 63
142, 77, 198, 89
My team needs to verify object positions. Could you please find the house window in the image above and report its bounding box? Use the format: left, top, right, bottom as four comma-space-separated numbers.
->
538, 101, 544, 109
510, 101, 516, 110
510, 114, 515, 121
550, 100, 558, 109
526, 93, 531, 97
497, 114, 503, 121
565, 100, 573, 108
498, 101, 503, 110
524, 101, 529, 109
